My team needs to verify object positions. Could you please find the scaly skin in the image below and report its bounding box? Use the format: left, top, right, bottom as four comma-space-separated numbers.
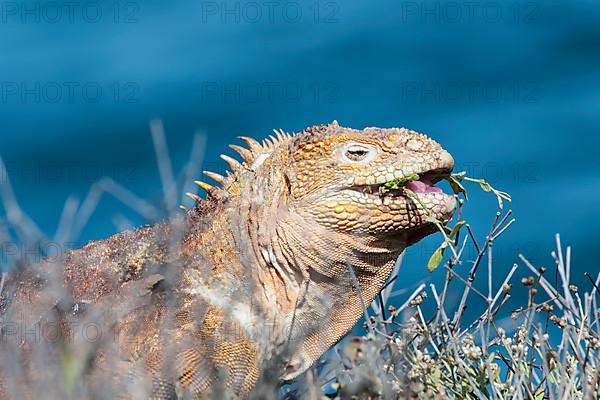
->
0, 121, 456, 399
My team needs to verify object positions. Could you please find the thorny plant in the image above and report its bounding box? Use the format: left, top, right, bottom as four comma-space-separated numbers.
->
0, 124, 597, 399
301, 181, 599, 399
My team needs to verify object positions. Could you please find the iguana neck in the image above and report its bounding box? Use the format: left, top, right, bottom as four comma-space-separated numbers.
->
182, 155, 407, 379
270, 211, 404, 377
224, 184, 404, 377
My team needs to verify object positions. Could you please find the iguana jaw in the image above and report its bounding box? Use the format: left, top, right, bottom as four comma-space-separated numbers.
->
310, 158, 456, 237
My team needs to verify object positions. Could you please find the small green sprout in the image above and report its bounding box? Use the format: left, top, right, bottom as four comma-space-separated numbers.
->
388, 171, 511, 272
378, 173, 420, 194
424, 171, 511, 272
426, 219, 466, 272
446, 171, 512, 209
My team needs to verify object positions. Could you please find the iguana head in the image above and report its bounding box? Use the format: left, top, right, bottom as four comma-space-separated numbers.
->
204, 121, 455, 246
285, 122, 456, 245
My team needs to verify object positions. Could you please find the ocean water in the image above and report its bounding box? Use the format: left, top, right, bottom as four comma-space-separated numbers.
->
1, 0, 599, 306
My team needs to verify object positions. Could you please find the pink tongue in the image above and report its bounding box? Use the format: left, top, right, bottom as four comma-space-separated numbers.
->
406, 178, 442, 193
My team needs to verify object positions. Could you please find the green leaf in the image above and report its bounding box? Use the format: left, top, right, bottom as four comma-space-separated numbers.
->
446, 173, 468, 199
428, 244, 446, 272
379, 173, 420, 193
60, 349, 83, 394
461, 175, 512, 210
448, 220, 466, 239
451, 171, 466, 181
478, 181, 492, 192
497, 190, 512, 201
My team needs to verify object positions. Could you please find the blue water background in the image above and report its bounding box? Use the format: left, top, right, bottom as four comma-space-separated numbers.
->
1, 0, 599, 313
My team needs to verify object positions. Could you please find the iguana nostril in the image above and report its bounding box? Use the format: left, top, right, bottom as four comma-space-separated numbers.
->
406, 138, 424, 151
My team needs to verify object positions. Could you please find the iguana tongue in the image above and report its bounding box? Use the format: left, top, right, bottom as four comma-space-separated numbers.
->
406, 177, 442, 193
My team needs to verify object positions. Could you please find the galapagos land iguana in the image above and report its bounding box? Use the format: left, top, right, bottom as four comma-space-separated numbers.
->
0, 121, 457, 398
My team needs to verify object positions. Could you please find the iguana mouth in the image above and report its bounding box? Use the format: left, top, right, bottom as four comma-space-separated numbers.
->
396, 176, 442, 195
350, 169, 450, 197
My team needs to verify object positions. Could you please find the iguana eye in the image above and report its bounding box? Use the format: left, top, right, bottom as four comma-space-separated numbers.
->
347, 147, 368, 160
340, 143, 378, 163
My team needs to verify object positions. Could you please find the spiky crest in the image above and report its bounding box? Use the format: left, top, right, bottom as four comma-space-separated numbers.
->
202, 171, 225, 184
228, 145, 254, 164
194, 180, 213, 192
195, 123, 336, 202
